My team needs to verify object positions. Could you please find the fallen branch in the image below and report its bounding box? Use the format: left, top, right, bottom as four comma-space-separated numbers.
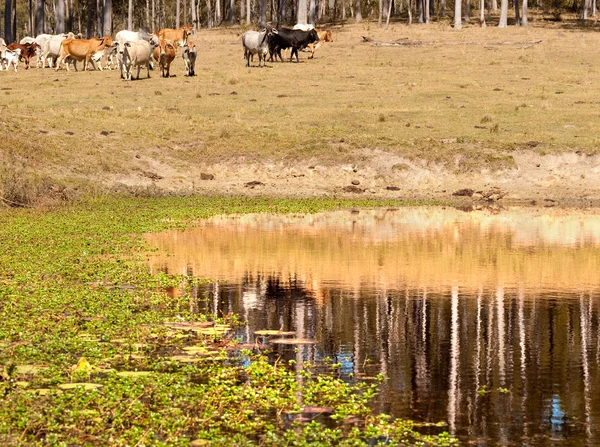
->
370, 39, 543, 47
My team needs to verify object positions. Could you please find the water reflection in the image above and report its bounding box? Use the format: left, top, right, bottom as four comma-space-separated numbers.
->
145, 207, 600, 446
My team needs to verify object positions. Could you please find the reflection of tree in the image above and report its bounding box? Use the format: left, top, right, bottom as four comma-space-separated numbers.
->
193, 273, 599, 444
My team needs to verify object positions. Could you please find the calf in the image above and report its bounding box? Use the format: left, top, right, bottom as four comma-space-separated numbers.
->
307, 29, 333, 59
7, 42, 39, 69
183, 40, 197, 76
1, 48, 21, 71
90, 43, 118, 70
152, 38, 176, 77
268, 28, 319, 63
122, 40, 154, 80
242, 28, 274, 68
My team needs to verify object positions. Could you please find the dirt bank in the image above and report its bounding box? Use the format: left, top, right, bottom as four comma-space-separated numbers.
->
101, 148, 600, 207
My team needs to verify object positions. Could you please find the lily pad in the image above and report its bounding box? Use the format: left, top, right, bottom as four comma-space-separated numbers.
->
15, 381, 30, 388
168, 355, 203, 363
302, 406, 333, 414
182, 346, 218, 355
33, 388, 63, 396
198, 327, 231, 336
116, 371, 151, 378
16, 365, 45, 375
270, 338, 317, 345
58, 383, 103, 390
164, 322, 214, 331
190, 440, 210, 446
254, 330, 296, 336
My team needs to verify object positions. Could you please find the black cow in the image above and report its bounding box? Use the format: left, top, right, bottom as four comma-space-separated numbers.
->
268, 28, 319, 63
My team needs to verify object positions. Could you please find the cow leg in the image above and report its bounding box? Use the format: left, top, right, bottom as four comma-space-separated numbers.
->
147, 63, 150, 79
136, 65, 141, 80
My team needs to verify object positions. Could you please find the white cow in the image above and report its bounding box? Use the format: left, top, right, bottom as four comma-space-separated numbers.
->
34, 34, 52, 67
121, 40, 154, 80
1, 48, 21, 71
115, 29, 157, 70
20, 36, 36, 45
40, 32, 75, 68
293, 24, 315, 31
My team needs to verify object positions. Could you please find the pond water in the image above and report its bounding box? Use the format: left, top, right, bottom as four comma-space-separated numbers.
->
145, 206, 600, 446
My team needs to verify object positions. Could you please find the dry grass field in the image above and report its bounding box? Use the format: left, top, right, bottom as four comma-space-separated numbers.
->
2, 15, 600, 205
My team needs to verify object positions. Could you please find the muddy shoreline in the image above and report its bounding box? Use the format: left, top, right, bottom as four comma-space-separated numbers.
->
96, 149, 600, 208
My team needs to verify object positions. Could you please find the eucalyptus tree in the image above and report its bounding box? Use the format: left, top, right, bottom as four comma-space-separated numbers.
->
498, 0, 508, 27
103, 0, 111, 35
521, 0, 527, 25
176, 0, 180, 27
355, 0, 362, 21
309, 0, 316, 24
454, 0, 462, 29
298, 0, 307, 23
35, 0, 44, 34
128, 0, 133, 29
57, 0, 65, 32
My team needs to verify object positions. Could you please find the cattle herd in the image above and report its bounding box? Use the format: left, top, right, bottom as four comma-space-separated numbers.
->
0, 23, 332, 79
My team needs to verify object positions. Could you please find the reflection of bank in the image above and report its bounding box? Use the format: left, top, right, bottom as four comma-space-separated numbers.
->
146, 207, 600, 294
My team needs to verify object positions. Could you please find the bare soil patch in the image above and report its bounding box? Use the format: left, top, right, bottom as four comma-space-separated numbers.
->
2, 19, 600, 206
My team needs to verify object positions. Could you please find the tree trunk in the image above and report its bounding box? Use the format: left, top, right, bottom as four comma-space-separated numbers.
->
246, 0, 250, 23
297, 0, 307, 22
216, 0, 221, 24
521, 0, 527, 24
355, 0, 362, 21
424, 0, 429, 22
479, 0, 486, 26
192, 0, 198, 29
206, 0, 212, 27
407, 0, 412, 23
102, 0, 111, 34
454, 0, 461, 28
385, 0, 392, 27
464, 0, 470, 21
492, 0, 497, 11
176, 0, 180, 27
97, 0, 102, 34
417, 0, 423, 22
378, 0, 382, 24
35, 0, 45, 35
342, 0, 346, 19
309, 0, 316, 23
514, 0, 520, 25
128, 0, 133, 29
56, 0, 65, 32
5, 0, 13, 42
582, 0, 590, 18
241, 0, 245, 23
440, 0, 445, 15
184, 0, 187, 26
29, 0, 33, 36
86, 0, 93, 36
498, 0, 507, 26
229, 0, 235, 23
67, 0, 73, 31
151, 0, 155, 30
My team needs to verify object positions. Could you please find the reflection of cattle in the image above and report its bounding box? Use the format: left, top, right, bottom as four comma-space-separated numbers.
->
268, 28, 319, 63
158, 25, 192, 47
55, 36, 113, 71
152, 39, 176, 77
242, 28, 274, 68
183, 40, 197, 76
307, 30, 333, 59
1, 48, 21, 71
6, 42, 39, 69
122, 40, 154, 80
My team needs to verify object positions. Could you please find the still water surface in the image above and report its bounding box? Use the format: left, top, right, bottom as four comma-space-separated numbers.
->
145, 207, 600, 446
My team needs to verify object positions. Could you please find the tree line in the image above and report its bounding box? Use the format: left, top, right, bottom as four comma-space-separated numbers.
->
1, 0, 596, 44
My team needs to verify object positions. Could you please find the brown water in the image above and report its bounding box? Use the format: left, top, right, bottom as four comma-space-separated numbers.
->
145, 206, 600, 446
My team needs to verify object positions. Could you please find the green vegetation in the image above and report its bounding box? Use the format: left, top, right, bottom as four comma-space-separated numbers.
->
0, 197, 455, 446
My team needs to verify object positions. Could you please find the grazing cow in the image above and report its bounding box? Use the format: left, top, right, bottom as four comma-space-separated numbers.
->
268, 28, 319, 63
55, 36, 113, 71
7, 42, 39, 69
183, 40, 197, 76
152, 39, 176, 77
306, 29, 333, 59
1, 48, 21, 71
242, 28, 274, 68
158, 24, 192, 47
122, 40, 154, 80
41, 33, 75, 68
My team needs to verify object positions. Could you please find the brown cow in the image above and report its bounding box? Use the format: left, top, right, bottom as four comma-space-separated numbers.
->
55, 35, 113, 72
152, 39, 176, 78
158, 24, 192, 48
307, 29, 333, 59
6, 42, 39, 69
